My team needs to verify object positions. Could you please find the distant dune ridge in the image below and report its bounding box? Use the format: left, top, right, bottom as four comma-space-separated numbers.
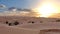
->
0, 16, 60, 24
0, 16, 60, 34
48, 13, 60, 18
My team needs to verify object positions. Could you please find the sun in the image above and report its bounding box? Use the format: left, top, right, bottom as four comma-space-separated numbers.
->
33, 0, 60, 17
37, 2, 58, 17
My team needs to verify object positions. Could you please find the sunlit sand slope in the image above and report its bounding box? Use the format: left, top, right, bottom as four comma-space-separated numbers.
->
0, 24, 40, 34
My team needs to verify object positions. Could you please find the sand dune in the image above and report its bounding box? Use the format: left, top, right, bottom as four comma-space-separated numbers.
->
0, 16, 60, 34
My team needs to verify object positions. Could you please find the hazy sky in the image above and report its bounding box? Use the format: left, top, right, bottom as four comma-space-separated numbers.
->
0, 0, 60, 17
0, 0, 41, 9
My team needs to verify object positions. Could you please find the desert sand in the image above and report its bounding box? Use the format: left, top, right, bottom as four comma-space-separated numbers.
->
0, 16, 60, 34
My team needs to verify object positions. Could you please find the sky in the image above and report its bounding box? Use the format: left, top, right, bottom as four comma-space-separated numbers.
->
0, 0, 60, 18
0, 0, 41, 17
0, 0, 40, 9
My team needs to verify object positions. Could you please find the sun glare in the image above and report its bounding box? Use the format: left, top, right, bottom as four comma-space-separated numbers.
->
33, 0, 60, 17
37, 2, 58, 17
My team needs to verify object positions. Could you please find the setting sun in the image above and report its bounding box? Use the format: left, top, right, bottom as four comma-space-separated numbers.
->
34, 0, 60, 17
38, 3, 57, 17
